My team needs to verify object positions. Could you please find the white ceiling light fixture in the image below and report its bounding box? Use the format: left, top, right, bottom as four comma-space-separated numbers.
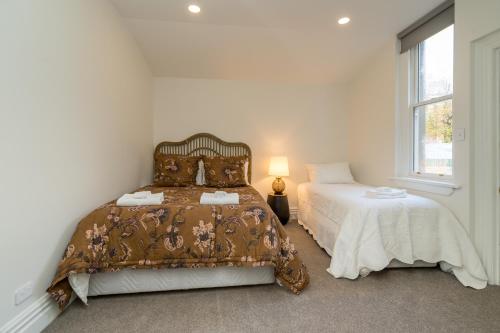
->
188, 4, 201, 14
338, 17, 351, 25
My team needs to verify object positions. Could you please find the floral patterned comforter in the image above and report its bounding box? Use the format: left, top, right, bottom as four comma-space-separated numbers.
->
48, 185, 309, 309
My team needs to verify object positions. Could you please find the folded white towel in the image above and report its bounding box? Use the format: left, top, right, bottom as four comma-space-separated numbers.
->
117, 192, 164, 206
375, 187, 395, 193
200, 192, 239, 205
366, 192, 408, 199
373, 187, 407, 195
366, 189, 407, 199
214, 191, 227, 198
129, 191, 152, 199
365, 187, 407, 199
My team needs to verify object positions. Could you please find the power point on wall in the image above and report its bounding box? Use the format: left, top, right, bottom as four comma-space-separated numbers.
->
14, 281, 34, 305
453, 128, 465, 141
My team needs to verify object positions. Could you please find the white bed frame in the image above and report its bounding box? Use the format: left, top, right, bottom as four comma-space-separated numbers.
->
70, 266, 275, 302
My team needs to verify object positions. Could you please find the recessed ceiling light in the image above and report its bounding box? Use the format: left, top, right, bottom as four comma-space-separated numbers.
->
188, 4, 201, 14
338, 17, 350, 25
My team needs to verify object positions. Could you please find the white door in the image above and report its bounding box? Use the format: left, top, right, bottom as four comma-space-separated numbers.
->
472, 29, 500, 285
496, 50, 500, 283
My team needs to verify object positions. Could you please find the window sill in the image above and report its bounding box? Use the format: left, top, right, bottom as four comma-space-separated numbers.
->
389, 177, 461, 196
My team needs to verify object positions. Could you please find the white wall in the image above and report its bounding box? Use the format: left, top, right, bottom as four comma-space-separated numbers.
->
347, 0, 500, 235
1, 2, 497, 328
0, 0, 152, 327
347, 41, 398, 187
154, 78, 349, 206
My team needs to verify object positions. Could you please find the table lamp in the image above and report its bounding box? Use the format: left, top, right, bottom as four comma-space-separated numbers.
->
268, 156, 289, 194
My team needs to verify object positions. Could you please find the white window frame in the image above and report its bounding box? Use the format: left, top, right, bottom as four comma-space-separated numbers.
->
408, 45, 454, 180
393, 36, 460, 195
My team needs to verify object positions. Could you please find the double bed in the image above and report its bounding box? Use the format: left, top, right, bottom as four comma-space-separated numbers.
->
298, 182, 488, 289
48, 134, 309, 309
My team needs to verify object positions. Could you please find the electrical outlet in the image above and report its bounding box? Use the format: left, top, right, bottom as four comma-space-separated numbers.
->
454, 128, 465, 141
14, 281, 33, 305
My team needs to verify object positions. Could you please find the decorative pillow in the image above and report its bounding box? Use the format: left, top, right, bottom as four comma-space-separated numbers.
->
203, 155, 248, 188
306, 162, 355, 184
195, 159, 206, 186
243, 159, 250, 185
154, 154, 199, 186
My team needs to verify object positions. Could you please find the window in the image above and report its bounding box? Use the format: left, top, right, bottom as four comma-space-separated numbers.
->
410, 25, 454, 177
394, 1, 457, 193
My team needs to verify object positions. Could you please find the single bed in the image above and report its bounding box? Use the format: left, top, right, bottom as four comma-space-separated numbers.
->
298, 182, 488, 289
48, 134, 309, 309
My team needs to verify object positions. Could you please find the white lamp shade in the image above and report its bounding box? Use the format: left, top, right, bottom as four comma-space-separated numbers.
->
268, 156, 289, 177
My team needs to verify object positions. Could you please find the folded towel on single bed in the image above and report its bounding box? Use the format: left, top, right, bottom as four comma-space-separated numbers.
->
117, 192, 164, 206
366, 187, 407, 199
200, 191, 239, 205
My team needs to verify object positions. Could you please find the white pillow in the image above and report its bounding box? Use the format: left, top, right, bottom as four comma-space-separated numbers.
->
306, 162, 354, 184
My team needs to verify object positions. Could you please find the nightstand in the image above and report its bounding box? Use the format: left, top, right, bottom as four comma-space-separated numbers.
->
267, 193, 290, 225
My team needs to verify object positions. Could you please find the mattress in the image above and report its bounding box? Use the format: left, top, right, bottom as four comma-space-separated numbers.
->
297, 182, 487, 289
297, 183, 437, 267
297, 183, 358, 256
298, 184, 422, 268
69, 266, 275, 303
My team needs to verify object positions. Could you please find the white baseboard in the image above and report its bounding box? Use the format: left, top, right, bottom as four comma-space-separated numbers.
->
0, 293, 60, 333
290, 206, 298, 220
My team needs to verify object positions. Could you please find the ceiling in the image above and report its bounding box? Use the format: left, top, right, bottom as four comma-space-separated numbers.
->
111, 0, 443, 84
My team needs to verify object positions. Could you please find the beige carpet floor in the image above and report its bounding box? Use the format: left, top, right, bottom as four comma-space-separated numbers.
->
44, 220, 500, 333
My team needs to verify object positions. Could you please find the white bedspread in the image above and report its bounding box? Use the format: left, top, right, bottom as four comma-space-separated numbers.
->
298, 183, 487, 289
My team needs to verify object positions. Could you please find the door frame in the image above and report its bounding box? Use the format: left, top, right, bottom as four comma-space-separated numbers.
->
471, 28, 500, 285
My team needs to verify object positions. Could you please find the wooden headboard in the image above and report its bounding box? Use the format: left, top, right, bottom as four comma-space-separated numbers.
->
154, 133, 252, 183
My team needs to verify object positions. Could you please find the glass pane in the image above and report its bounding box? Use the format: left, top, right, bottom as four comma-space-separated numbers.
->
418, 25, 454, 101
413, 99, 453, 176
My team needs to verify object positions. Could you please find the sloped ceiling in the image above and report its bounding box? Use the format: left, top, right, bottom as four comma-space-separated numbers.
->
111, 0, 443, 84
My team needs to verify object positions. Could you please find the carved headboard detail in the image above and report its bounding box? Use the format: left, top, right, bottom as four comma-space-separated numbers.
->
154, 133, 252, 183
